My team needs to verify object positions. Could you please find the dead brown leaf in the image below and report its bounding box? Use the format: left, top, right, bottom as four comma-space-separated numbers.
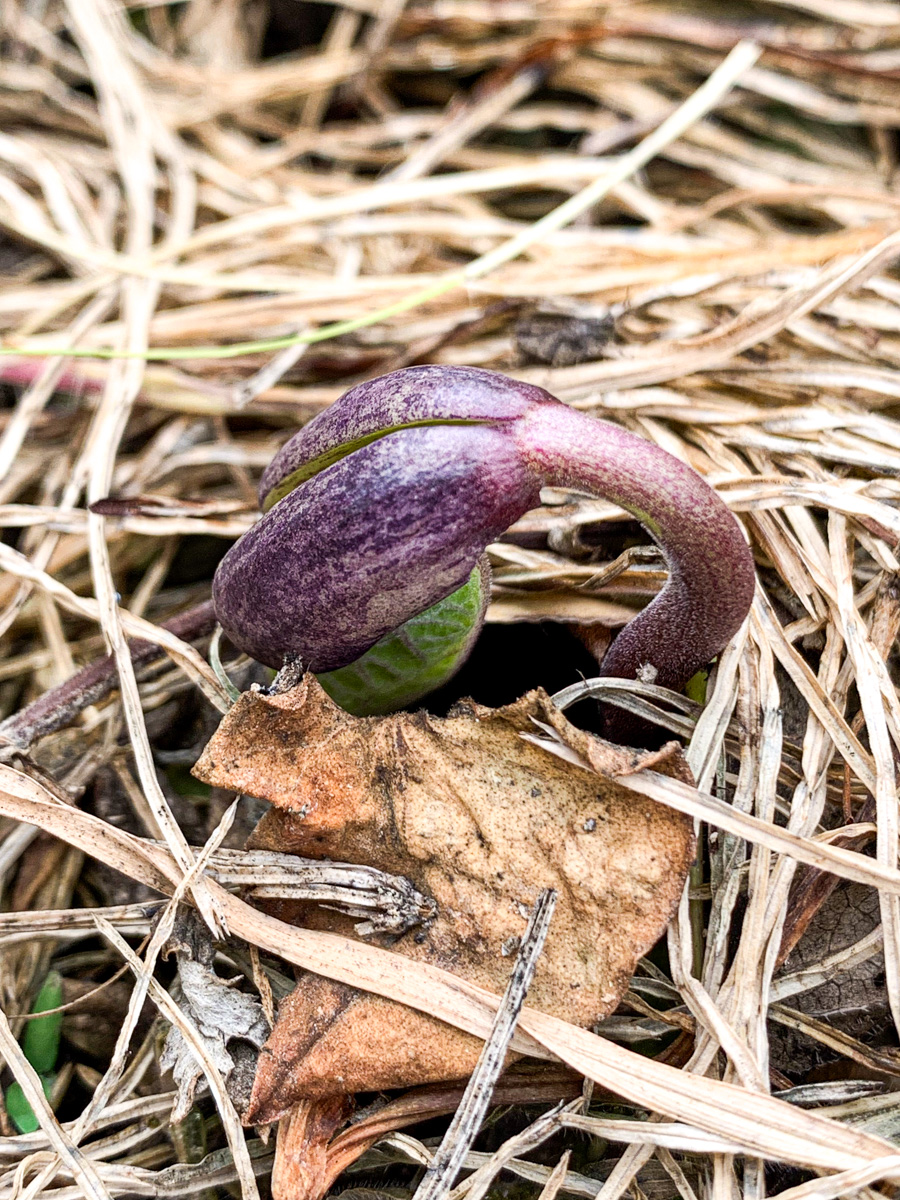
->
271, 1096, 353, 1200
194, 678, 695, 1124
271, 1064, 585, 1200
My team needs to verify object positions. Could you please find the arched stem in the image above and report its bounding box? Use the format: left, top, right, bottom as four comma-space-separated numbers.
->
516, 405, 754, 736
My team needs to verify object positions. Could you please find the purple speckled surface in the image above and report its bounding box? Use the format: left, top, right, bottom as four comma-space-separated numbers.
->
515, 402, 755, 696
215, 365, 755, 727
215, 420, 540, 670
258, 364, 556, 504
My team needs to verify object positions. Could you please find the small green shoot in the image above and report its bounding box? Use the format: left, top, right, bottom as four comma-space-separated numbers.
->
5, 972, 63, 1134
684, 668, 709, 706
5, 1078, 54, 1135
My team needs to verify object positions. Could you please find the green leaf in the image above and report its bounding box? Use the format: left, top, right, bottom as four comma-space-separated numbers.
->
318, 566, 485, 716
684, 668, 708, 706
6, 1076, 54, 1134
22, 972, 63, 1075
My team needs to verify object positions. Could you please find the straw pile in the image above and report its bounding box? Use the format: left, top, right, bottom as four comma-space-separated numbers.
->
2, 0, 900, 1197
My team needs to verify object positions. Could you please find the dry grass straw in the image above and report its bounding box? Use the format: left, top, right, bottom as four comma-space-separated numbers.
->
2, 0, 900, 1198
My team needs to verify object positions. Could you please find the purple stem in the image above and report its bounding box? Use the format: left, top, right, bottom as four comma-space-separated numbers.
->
0, 600, 217, 753
516, 405, 755, 738
0, 358, 105, 398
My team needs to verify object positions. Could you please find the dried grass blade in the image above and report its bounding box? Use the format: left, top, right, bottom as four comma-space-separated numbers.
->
2, 767, 900, 1181
95, 918, 260, 1200
753, 587, 876, 792
0, 1004, 112, 1200
768, 1155, 900, 1200
413, 889, 557, 1200
609, 768, 900, 893
0, 543, 229, 713
448, 1104, 569, 1200
534, 1150, 570, 1200
828, 512, 900, 1035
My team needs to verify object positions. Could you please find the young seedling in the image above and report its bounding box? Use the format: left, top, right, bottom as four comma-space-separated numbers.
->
213, 365, 755, 739
5, 971, 64, 1134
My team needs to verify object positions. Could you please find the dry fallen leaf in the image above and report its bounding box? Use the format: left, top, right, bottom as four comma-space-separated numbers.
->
193, 678, 695, 1124
273, 1063, 583, 1200
272, 1095, 352, 1200
771, 882, 890, 1079
0, 766, 897, 1184
161, 911, 270, 1120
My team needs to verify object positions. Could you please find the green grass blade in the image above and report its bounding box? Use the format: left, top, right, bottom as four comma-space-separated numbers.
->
6, 1076, 55, 1134
22, 972, 63, 1075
